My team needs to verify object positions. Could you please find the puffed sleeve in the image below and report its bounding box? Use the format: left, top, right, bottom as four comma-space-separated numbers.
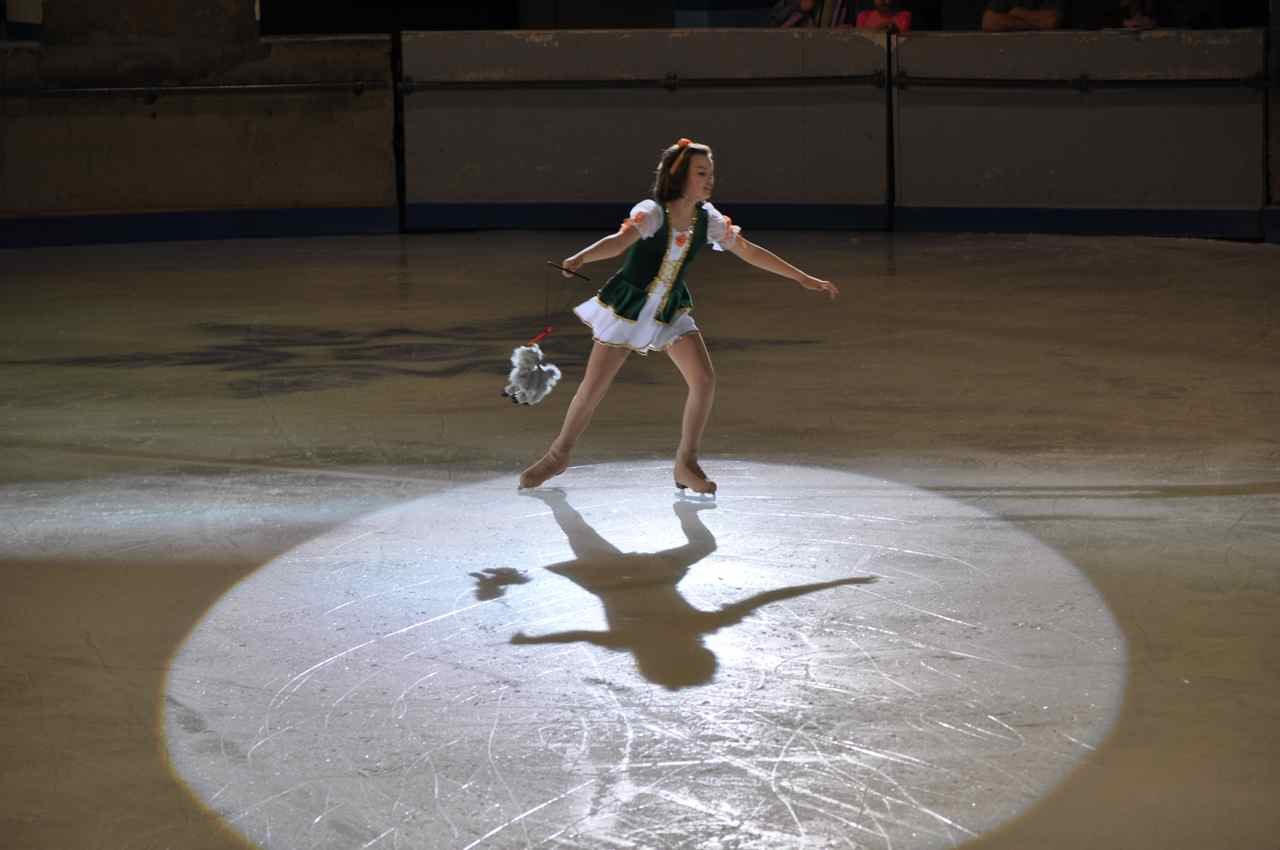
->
704, 202, 742, 252
620, 199, 662, 240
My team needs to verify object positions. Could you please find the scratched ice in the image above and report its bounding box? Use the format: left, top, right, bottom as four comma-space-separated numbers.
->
165, 462, 1125, 850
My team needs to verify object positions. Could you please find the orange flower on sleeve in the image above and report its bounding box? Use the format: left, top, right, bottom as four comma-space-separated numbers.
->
621, 210, 647, 232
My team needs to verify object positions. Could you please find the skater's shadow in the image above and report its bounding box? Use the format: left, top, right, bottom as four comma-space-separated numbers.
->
514, 488, 877, 690
469, 567, 530, 601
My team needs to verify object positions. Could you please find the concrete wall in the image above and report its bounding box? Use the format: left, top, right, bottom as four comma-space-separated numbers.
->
1267, 0, 1279, 240
1271, 86, 1278, 239
401, 29, 888, 225
2, 21, 1274, 242
894, 30, 1265, 215
3, 90, 391, 216
2, 30, 395, 232
398, 27, 1267, 236
896, 28, 1261, 79
42, 0, 256, 45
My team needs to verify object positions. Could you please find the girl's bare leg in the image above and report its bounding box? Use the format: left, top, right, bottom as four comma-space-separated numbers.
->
665, 332, 717, 494
519, 341, 631, 488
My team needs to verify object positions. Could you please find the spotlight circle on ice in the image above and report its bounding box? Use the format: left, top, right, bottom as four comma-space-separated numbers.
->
166, 462, 1125, 850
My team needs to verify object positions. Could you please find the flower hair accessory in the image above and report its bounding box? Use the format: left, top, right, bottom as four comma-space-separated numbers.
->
669, 137, 698, 175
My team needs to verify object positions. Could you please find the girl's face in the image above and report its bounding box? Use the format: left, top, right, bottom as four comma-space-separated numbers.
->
683, 154, 715, 202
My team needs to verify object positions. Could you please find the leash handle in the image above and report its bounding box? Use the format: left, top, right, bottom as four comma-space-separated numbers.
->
545, 260, 591, 282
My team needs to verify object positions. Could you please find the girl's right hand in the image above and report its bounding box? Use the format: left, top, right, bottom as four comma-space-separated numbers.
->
561, 255, 584, 278
799, 275, 840, 300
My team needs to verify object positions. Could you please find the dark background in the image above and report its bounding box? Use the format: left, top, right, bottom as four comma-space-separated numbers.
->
255, 0, 1267, 34
2, 0, 1266, 38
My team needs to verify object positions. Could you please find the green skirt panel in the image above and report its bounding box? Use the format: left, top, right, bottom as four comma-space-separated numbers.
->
656, 284, 693, 324
597, 274, 650, 321
597, 273, 694, 324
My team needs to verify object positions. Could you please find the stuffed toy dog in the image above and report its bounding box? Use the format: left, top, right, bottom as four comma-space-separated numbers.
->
502, 344, 561, 406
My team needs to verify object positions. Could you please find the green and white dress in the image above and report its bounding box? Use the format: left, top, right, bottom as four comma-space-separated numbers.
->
574, 199, 742, 355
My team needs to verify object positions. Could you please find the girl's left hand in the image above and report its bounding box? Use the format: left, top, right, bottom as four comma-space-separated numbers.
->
799, 275, 840, 300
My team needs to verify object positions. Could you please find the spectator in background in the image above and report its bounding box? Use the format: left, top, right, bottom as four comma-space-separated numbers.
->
769, 0, 819, 27
857, 0, 913, 32
981, 0, 1066, 30
1164, 0, 1222, 27
1119, 0, 1156, 27
1098, 0, 1234, 29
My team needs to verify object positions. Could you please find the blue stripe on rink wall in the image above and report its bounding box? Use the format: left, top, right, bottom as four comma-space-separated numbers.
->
896, 207, 1263, 240
0, 207, 399, 249
3, 204, 1269, 246
406, 203, 891, 232
1264, 208, 1280, 244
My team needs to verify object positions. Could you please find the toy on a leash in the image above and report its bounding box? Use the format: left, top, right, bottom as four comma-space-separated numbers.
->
501, 263, 592, 406
502, 327, 563, 406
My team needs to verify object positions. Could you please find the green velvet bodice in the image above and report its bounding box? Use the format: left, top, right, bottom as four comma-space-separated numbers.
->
595, 202, 709, 324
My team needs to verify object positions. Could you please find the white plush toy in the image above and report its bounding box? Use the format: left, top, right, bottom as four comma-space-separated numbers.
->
502, 264, 592, 406
502, 340, 561, 406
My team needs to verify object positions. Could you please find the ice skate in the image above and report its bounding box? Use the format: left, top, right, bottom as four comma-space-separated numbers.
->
674, 458, 716, 496
518, 449, 568, 490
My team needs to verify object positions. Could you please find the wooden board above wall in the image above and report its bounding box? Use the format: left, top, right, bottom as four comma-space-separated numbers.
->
40, 0, 257, 44
259, 1, 520, 34
258, 1, 681, 33
550, 0, 674, 27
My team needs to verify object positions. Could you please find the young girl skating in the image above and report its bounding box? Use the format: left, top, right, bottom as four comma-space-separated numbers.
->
519, 138, 839, 494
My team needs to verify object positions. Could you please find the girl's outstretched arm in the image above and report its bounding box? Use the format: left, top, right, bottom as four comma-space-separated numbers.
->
560, 225, 641, 277
728, 236, 840, 299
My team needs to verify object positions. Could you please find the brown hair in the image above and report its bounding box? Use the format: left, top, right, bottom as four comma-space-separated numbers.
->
650, 140, 713, 203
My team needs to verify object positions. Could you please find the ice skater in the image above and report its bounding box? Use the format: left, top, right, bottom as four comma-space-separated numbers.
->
519, 137, 840, 494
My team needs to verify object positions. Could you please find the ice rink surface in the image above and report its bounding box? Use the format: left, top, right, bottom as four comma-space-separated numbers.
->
1, 230, 1277, 849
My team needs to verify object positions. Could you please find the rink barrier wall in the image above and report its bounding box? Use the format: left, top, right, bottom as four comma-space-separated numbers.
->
404, 202, 889, 232
895, 207, 1262, 239
0, 36, 397, 246
400, 29, 891, 217
405, 204, 1256, 237
0, 207, 398, 249
1265, 208, 1280, 242
1271, 1, 1279, 210
2, 28, 1277, 245
1270, 86, 1278, 215
398, 28, 1272, 242
892, 30, 1266, 238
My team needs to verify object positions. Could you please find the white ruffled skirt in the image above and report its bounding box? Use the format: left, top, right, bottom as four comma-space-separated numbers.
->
573, 282, 700, 356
